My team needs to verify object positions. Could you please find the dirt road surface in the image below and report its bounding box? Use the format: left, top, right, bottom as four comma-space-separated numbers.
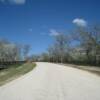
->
0, 62, 100, 100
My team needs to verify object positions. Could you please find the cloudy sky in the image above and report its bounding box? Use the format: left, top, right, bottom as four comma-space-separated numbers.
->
0, 0, 100, 54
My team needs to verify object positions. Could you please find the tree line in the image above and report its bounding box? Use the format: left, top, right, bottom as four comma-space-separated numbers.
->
0, 39, 30, 69
32, 24, 100, 66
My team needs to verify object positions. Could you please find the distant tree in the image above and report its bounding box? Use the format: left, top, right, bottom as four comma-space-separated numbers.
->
47, 33, 71, 63
0, 39, 23, 62
23, 45, 30, 60
29, 55, 40, 62
71, 24, 100, 65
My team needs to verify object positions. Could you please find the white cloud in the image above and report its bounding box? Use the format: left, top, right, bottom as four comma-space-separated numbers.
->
0, 0, 5, 3
73, 18, 87, 27
49, 29, 60, 36
10, 0, 26, 4
0, 0, 26, 4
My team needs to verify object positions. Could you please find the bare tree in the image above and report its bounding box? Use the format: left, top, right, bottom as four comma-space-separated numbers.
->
71, 25, 100, 65
23, 45, 30, 60
47, 33, 70, 63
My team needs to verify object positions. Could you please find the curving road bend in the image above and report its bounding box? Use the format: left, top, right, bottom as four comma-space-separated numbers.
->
0, 62, 100, 100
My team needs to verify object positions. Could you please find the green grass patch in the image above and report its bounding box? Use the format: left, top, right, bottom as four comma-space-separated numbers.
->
0, 62, 36, 86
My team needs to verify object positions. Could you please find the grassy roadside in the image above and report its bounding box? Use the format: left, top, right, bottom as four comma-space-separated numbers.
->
61, 63, 100, 76
0, 62, 36, 86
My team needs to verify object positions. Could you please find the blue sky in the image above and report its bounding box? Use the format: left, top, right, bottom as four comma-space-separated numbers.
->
0, 0, 100, 55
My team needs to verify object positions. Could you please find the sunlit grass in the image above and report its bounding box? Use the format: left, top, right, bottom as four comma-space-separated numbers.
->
0, 62, 36, 86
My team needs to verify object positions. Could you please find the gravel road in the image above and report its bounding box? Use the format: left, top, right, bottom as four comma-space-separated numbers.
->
0, 62, 100, 100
